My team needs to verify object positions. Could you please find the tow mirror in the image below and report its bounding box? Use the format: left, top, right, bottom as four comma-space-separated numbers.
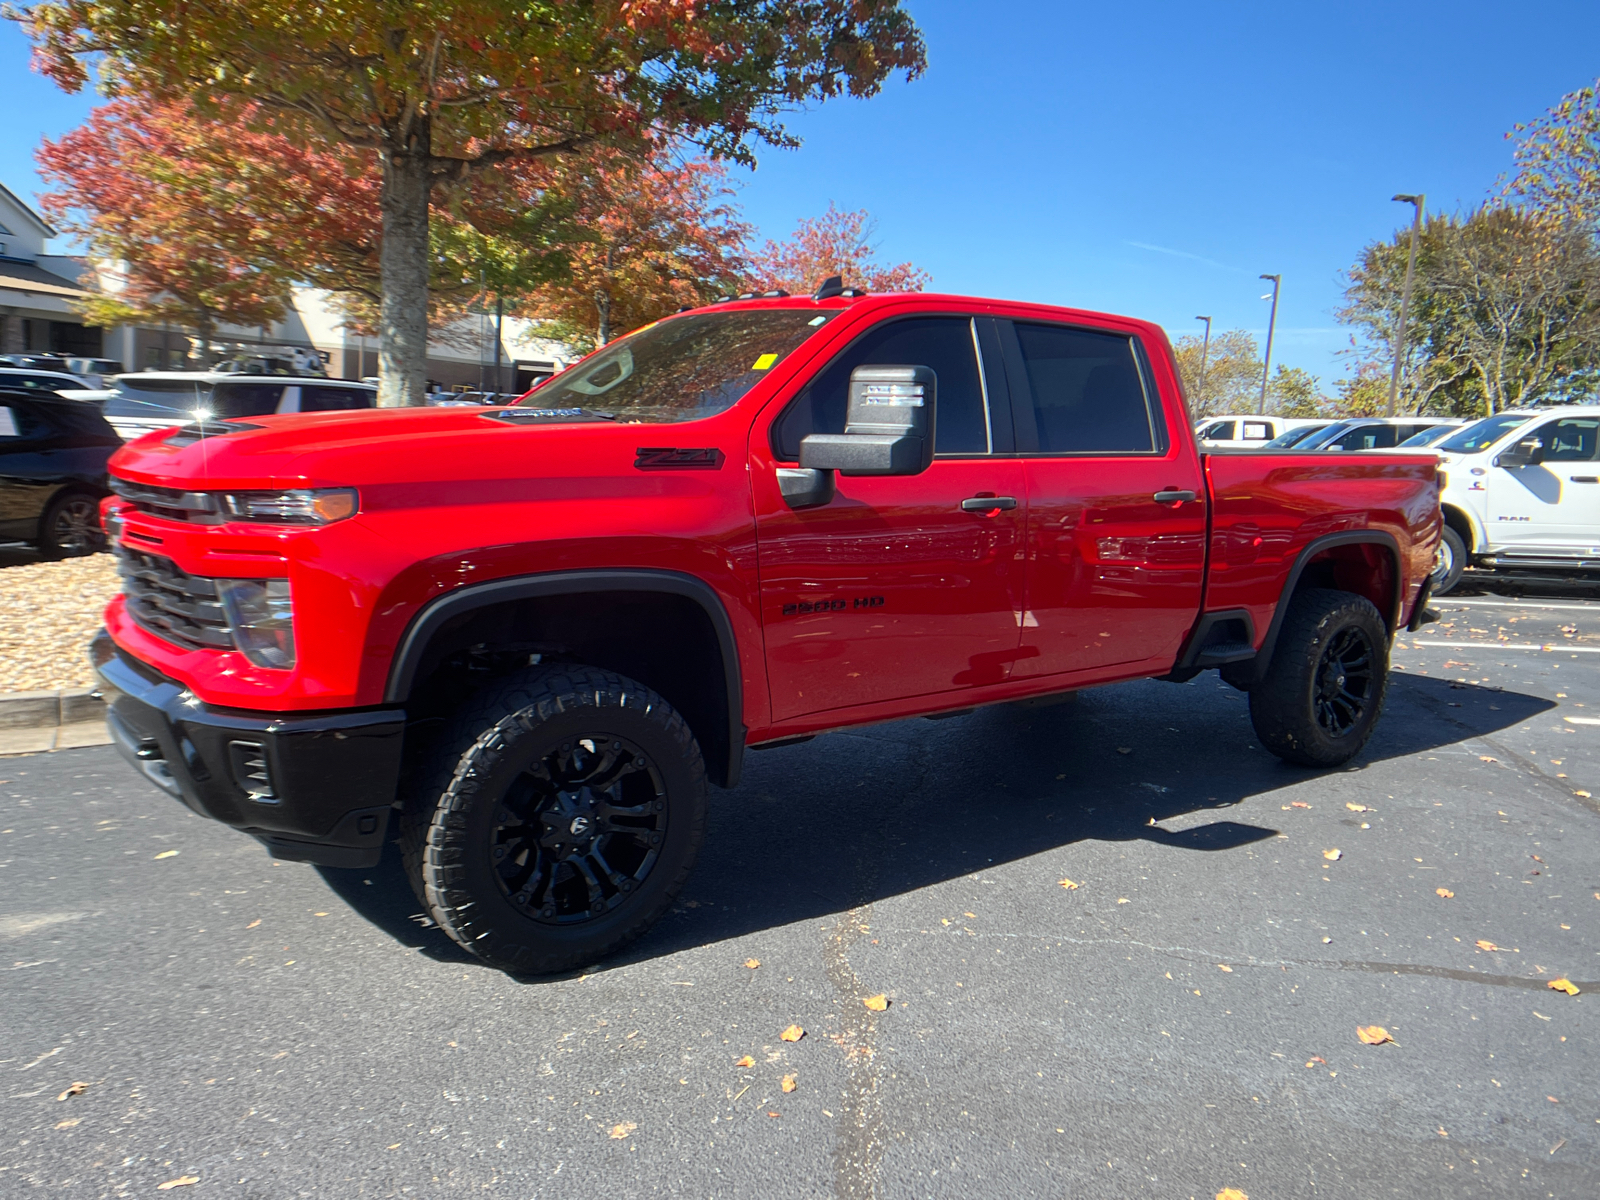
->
799, 365, 936, 477
1494, 435, 1544, 468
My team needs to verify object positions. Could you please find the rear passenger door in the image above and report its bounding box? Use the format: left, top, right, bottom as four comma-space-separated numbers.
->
1000, 320, 1206, 679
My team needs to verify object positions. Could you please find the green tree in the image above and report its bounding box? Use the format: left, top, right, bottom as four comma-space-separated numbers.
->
1267, 365, 1325, 418
1171, 328, 1263, 416
12, 0, 925, 405
1505, 76, 1600, 229
1341, 207, 1600, 415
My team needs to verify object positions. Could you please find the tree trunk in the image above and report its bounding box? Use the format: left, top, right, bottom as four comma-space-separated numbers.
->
378, 145, 433, 407
595, 288, 612, 346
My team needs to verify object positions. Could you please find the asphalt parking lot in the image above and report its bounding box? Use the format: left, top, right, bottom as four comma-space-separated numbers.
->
3, 581, 1598, 1199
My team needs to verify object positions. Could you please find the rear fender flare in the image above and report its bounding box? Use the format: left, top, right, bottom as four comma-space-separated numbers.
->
1248, 531, 1402, 686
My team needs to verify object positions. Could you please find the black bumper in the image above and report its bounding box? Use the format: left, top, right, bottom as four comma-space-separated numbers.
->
91, 630, 405, 868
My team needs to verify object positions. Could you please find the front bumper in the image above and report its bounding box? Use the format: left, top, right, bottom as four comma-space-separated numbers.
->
91, 630, 405, 868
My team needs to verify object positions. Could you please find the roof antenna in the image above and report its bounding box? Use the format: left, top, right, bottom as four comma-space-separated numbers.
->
812, 274, 845, 301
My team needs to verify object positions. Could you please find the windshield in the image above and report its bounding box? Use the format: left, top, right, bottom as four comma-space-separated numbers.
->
1263, 423, 1330, 448
1436, 413, 1533, 454
1397, 424, 1458, 448
516, 310, 834, 423
103, 377, 215, 420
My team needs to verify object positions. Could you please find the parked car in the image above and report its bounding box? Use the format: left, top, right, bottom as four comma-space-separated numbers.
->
102, 373, 377, 440
1432, 406, 1600, 592
0, 366, 97, 397
93, 289, 1441, 976
1393, 421, 1471, 450
0, 353, 71, 373
1293, 417, 1462, 452
64, 357, 126, 388
1195, 414, 1321, 448
0, 389, 121, 556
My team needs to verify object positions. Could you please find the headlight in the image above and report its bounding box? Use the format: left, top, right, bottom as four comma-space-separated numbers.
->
217, 578, 295, 668
221, 488, 358, 524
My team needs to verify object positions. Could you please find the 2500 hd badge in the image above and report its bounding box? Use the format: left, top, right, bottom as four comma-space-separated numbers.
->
782, 595, 886, 616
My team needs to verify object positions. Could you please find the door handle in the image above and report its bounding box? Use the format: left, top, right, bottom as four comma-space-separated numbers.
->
1571, 476, 1599, 483
1153, 489, 1197, 504
961, 495, 1018, 512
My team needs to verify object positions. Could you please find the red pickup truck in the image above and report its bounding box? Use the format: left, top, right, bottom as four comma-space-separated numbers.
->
92, 285, 1441, 974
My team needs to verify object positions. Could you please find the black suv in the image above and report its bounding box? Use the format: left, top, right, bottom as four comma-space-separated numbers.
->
0, 389, 122, 556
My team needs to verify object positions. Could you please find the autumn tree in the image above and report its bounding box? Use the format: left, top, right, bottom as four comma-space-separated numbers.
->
35, 100, 295, 359
1341, 207, 1600, 414
1170, 328, 1264, 416
12, 1, 926, 406
517, 145, 750, 350
1505, 76, 1600, 228
748, 202, 929, 295
1267, 365, 1326, 419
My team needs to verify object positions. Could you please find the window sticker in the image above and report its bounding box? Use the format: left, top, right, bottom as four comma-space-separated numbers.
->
752, 353, 779, 371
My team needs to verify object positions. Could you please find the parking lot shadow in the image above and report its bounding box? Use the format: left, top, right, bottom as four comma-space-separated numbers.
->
320, 671, 1553, 974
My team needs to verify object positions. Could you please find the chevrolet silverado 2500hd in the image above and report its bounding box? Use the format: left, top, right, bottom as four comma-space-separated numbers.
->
92, 286, 1442, 974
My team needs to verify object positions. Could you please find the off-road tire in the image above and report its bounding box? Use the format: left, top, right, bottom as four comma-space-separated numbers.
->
37, 490, 105, 558
1250, 588, 1389, 768
399, 665, 708, 974
1431, 525, 1467, 596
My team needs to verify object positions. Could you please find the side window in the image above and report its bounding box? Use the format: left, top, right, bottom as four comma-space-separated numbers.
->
0, 402, 45, 440
301, 385, 375, 412
1199, 420, 1234, 440
1333, 425, 1398, 451
771, 316, 989, 460
1013, 323, 1163, 454
210, 384, 286, 418
1241, 421, 1270, 441
0, 403, 19, 438
1539, 418, 1600, 462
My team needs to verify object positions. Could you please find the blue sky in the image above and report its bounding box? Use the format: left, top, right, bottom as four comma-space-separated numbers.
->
4, 1, 1599, 384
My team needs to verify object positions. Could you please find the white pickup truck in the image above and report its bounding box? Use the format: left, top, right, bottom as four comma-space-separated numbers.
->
1434, 406, 1600, 592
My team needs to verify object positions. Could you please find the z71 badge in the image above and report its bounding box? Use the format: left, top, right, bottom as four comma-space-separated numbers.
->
782, 596, 885, 616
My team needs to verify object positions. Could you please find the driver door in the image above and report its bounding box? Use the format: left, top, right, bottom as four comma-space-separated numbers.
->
752, 315, 1027, 721
1486, 416, 1600, 553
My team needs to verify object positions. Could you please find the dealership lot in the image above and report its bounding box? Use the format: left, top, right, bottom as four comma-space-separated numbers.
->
2, 587, 1597, 1199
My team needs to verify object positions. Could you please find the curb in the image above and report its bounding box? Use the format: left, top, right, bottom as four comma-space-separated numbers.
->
0, 687, 106, 729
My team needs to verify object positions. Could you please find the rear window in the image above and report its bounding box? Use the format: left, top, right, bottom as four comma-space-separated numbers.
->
301, 384, 375, 412
209, 382, 286, 418
104, 378, 213, 419
1436, 413, 1532, 454
1240, 421, 1271, 440
1199, 420, 1235, 440
517, 309, 834, 424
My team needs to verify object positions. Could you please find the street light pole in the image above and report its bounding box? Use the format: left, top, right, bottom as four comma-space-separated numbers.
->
1195, 315, 1212, 411
1387, 193, 1425, 418
1258, 274, 1281, 412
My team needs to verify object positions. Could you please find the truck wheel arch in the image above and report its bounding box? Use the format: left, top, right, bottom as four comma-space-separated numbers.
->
385, 570, 745, 789
1244, 531, 1402, 688
1441, 503, 1477, 554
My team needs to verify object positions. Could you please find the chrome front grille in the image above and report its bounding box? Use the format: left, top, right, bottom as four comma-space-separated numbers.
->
115, 544, 234, 650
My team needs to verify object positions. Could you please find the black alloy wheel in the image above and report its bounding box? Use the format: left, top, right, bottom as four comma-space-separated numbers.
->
39, 491, 105, 558
1311, 625, 1376, 737
491, 734, 667, 924
1250, 587, 1390, 767
401, 665, 707, 975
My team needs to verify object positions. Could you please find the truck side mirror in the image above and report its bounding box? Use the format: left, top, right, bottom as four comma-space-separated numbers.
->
1494, 435, 1544, 468
798, 365, 936, 477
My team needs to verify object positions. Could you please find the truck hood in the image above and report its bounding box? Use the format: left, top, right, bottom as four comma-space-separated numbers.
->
106, 407, 689, 492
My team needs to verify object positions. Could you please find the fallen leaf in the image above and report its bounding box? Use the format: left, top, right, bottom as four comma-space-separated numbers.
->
246, 919, 261, 929
1057, 878, 1079, 890
767, 1111, 780, 1118
1291, 801, 1310, 809
863, 994, 889, 1012
963, 912, 976, 919
780, 1024, 804, 1043
608, 1122, 636, 1140
1323, 849, 1342, 861
743, 958, 760, 969
157, 1178, 199, 1191
54, 1118, 80, 1129
1551, 1138, 1567, 1155
1116, 747, 1132, 755
1548, 1095, 1559, 1103
153, 850, 179, 860
1357, 1025, 1395, 1045
941, 918, 951, 925
1217, 1189, 1249, 1200
1345, 803, 1370, 812
56, 1082, 90, 1101
1305, 1056, 1326, 1067
1116, 897, 1130, 904
1217, 964, 1233, 972
1478, 755, 1498, 764
1575, 790, 1592, 799
735, 1055, 755, 1068
1477, 940, 1502, 952
1436, 888, 1455, 899
1548, 978, 1580, 996
781, 1074, 797, 1093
